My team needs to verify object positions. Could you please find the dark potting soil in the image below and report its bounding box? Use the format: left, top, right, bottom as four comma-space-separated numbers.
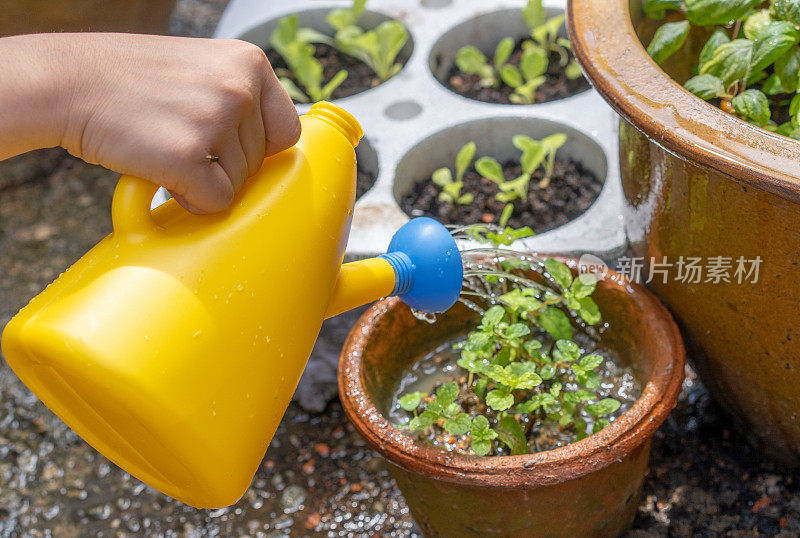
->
445, 47, 590, 105
355, 167, 375, 200
401, 158, 602, 233
266, 43, 406, 103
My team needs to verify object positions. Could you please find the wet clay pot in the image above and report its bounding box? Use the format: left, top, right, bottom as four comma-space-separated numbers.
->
339, 258, 684, 537
1, 0, 176, 37
569, 0, 800, 465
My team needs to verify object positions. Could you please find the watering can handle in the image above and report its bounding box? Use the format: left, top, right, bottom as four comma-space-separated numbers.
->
111, 175, 163, 239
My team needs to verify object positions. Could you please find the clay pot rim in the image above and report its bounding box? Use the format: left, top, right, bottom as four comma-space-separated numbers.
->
567, 0, 800, 204
338, 256, 686, 488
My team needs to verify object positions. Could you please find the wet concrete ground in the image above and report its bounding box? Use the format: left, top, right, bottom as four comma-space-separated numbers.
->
2, 1, 799, 536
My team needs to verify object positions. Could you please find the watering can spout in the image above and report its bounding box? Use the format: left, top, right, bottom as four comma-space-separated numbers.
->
324, 217, 464, 319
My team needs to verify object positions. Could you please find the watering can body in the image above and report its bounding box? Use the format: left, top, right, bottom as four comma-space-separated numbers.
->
2, 104, 360, 507
2, 102, 462, 509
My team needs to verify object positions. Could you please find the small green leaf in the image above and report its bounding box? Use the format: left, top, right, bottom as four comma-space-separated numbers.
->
456, 45, 492, 77
522, 0, 546, 29
539, 363, 557, 380
443, 413, 472, 435
495, 415, 529, 455
500, 64, 524, 88
475, 156, 505, 184
554, 339, 581, 362
398, 391, 426, 411
505, 323, 531, 339
699, 39, 753, 87
744, 9, 773, 40
482, 305, 506, 328
698, 30, 731, 70
685, 0, 761, 26
494, 37, 515, 68
577, 296, 601, 324
775, 46, 800, 92
499, 203, 514, 227
409, 410, 437, 430
751, 21, 800, 73
565, 59, 583, 80
486, 389, 515, 411
320, 69, 348, 99
455, 141, 476, 182
278, 77, 310, 103
471, 439, 492, 456
432, 167, 453, 187
585, 398, 621, 417
579, 354, 604, 370
684, 74, 727, 100
544, 258, 573, 289
592, 418, 611, 434
537, 306, 573, 341
731, 89, 771, 126
436, 381, 459, 406
520, 143, 546, 175
520, 47, 548, 80
570, 273, 597, 298
326, 0, 365, 31
646, 20, 690, 64
644, 0, 686, 19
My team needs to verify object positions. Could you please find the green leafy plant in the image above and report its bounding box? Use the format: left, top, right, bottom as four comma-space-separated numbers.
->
644, 0, 800, 138
431, 142, 476, 205
327, 0, 409, 81
269, 15, 347, 102
476, 132, 568, 204
396, 228, 623, 456
454, 0, 582, 104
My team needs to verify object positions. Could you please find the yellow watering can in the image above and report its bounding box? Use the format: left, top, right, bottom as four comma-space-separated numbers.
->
1, 102, 462, 508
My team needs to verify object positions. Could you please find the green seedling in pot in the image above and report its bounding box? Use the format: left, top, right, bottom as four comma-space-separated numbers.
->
454, 0, 582, 103
644, 0, 800, 138
522, 0, 584, 81
327, 0, 409, 81
475, 132, 568, 208
455, 37, 518, 88
431, 142, 476, 205
397, 227, 620, 457
270, 15, 347, 103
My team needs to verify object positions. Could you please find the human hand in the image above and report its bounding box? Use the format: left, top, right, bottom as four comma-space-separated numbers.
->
3, 33, 300, 213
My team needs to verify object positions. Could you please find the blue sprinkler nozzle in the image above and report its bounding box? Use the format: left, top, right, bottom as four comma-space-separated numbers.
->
379, 217, 463, 313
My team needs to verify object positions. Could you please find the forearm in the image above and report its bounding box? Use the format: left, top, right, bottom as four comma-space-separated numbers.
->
0, 34, 74, 160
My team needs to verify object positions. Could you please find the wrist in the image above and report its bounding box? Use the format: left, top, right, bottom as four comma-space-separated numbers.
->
0, 34, 80, 158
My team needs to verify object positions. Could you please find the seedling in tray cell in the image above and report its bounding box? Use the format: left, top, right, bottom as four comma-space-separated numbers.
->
327, 0, 410, 81
269, 15, 347, 103
431, 142, 477, 205
454, 0, 583, 105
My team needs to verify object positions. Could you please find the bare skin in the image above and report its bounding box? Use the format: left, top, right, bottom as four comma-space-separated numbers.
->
0, 33, 301, 213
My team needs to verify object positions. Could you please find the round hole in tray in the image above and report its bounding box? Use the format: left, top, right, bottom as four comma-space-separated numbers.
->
428, 8, 590, 105
393, 117, 607, 233
239, 8, 415, 102
421, 0, 453, 8
355, 136, 378, 200
384, 100, 423, 120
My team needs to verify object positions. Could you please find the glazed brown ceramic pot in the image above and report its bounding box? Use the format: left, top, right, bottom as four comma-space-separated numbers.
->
339, 259, 685, 537
1, 0, 176, 37
568, 0, 800, 465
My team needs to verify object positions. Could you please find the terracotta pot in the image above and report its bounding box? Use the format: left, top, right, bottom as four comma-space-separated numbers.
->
338, 258, 685, 537
568, 0, 800, 465
1, 0, 176, 37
